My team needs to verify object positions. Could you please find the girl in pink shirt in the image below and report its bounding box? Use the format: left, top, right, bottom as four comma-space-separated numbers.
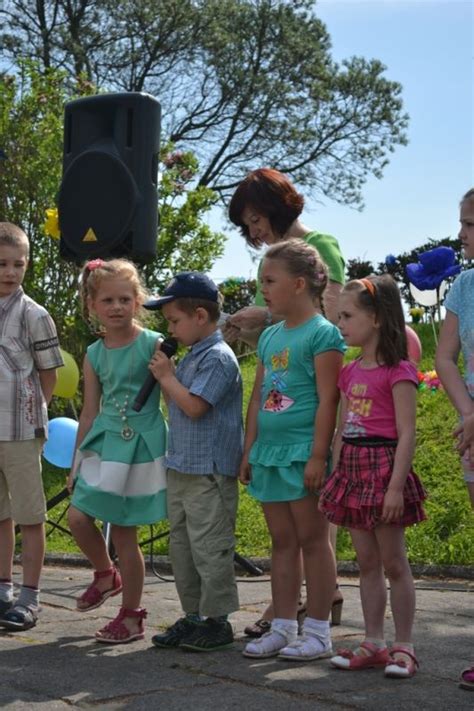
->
319, 275, 426, 679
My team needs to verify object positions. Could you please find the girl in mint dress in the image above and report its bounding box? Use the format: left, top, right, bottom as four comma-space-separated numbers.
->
68, 258, 167, 644
240, 239, 345, 661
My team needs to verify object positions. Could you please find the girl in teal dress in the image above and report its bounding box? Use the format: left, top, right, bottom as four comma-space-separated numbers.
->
67, 258, 167, 644
241, 239, 345, 661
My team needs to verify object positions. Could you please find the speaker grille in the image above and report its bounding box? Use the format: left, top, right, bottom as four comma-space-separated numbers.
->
58, 149, 138, 259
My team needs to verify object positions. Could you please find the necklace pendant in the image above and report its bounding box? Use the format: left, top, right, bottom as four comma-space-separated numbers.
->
121, 425, 135, 441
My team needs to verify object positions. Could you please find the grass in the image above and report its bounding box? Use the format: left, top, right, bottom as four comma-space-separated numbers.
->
40, 322, 474, 565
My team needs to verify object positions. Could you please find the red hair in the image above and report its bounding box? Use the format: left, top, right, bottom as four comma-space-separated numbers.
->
228, 168, 304, 247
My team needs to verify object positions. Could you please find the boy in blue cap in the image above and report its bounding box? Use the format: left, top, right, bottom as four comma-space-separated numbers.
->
145, 272, 243, 651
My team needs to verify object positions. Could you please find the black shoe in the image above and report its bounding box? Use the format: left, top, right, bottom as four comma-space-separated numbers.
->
179, 618, 234, 652
0, 599, 13, 619
0, 604, 37, 631
151, 616, 199, 648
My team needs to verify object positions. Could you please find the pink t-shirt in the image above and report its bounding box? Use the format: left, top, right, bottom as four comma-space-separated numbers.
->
339, 359, 418, 440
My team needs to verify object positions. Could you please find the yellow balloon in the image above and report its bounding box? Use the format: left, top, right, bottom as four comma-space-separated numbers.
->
54, 348, 80, 399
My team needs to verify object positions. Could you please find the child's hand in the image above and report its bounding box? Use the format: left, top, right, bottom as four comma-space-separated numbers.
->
239, 456, 252, 485
381, 487, 404, 523
454, 413, 474, 462
149, 350, 175, 382
304, 455, 326, 492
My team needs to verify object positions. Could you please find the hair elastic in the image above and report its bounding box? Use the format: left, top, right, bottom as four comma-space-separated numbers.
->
87, 258, 105, 271
358, 278, 376, 297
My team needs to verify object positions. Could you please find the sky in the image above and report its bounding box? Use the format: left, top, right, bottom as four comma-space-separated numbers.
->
208, 0, 474, 284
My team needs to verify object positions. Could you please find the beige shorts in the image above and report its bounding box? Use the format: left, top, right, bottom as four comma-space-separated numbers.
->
0, 439, 46, 525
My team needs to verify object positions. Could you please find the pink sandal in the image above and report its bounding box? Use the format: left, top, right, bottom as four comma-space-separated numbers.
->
459, 666, 474, 691
385, 646, 419, 678
95, 607, 147, 644
331, 641, 390, 670
77, 567, 122, 612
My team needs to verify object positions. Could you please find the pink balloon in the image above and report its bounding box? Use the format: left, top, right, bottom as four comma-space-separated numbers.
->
406, 325, 422, 364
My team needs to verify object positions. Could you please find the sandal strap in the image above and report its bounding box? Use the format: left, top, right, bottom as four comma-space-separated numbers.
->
388, 647, 419, 668
120, 607, 147, 619
93, 566, 116, 580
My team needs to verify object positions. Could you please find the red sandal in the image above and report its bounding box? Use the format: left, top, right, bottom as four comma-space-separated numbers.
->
76, 567, 122, 612
331, 641, 390, 670
385, 646, 419, 678
95, 607, 147, 644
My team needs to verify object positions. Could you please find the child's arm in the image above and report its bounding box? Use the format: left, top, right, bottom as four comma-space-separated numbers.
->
331, 392, 348, 470
67, 356, 101, 492
305, 350, 343, 492
149, 350, 210, 419
436, 311, 474, 464
38, 368, 58, 405
240, 361, 264, 485
382, 380, 416, 523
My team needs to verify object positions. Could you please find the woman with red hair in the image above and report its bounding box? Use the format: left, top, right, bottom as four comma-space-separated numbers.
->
225, 168, 345, 345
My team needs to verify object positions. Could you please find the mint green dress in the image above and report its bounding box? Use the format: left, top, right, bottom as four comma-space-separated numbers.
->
248, 315, 345, 502
71, 329, 167, 526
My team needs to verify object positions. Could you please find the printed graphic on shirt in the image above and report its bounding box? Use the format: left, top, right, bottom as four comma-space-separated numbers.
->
271, 348, 289, 370
263, 347, 294, 413
344, 382, 372, 437
263, 389, 294, 412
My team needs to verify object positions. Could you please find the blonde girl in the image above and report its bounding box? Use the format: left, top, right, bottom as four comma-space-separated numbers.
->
241, 239, 345, 661
67, 258, 167, 644
436, 188, 474, 691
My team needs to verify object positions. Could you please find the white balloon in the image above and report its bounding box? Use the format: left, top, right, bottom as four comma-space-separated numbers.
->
409, 281, 447, 307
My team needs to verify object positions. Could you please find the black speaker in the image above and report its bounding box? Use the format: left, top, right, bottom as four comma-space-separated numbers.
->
58, 92, 161, 264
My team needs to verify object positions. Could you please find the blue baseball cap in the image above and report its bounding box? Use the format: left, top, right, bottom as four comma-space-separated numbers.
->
144, 271, 219, 310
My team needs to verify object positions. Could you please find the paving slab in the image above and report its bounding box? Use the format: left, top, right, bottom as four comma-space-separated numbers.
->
0, 565, 473, 710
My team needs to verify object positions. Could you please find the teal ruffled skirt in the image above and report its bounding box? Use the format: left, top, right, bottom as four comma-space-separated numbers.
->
248, 440, 330, 502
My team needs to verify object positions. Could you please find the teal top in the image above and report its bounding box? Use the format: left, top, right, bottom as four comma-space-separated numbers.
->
249, 315, 346, 469
254, 230, 345, 306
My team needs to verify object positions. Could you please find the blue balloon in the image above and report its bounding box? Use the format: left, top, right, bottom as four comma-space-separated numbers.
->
43, 417, 78, 469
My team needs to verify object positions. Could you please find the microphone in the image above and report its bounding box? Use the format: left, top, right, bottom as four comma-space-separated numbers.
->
132, 337, 178, 412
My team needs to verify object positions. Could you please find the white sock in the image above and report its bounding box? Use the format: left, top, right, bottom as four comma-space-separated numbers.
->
303, 616, 330, 638
0, 581, 14, 603
16, 585, 40, 611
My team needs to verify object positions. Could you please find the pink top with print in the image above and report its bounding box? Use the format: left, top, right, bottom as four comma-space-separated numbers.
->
339, 359, 418, 440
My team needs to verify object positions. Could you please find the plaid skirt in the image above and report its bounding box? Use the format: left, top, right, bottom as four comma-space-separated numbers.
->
319, 439, 427, 530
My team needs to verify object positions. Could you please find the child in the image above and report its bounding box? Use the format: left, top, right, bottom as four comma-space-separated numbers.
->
145, 271, 243, 652
240, 239, 345, 661
435, 188, 474, 691
0, 222, 63, 632
67, 258, 167, 644
319, 275, 426, 678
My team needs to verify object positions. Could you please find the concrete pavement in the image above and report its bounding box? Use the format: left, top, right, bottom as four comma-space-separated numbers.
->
0, 564, 473, 710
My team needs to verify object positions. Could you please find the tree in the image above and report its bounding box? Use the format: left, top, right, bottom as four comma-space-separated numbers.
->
0, 63, 225, 364
345, 258, 375, 281
0, 0, 409, 205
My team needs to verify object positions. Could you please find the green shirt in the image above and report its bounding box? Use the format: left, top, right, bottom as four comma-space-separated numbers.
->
254, 231, 345, 306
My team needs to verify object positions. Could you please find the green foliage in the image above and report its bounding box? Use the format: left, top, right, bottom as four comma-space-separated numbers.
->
218, 277, 257, 314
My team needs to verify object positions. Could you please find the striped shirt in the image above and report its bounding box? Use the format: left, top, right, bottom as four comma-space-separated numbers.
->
165, 330, 243, 476
0, 287, 63, 441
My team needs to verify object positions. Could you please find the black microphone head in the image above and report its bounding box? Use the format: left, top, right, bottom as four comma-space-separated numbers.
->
160, 337, 178, 358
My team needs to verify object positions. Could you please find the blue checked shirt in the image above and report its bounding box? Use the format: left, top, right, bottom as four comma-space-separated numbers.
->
165, 330, 243, 476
